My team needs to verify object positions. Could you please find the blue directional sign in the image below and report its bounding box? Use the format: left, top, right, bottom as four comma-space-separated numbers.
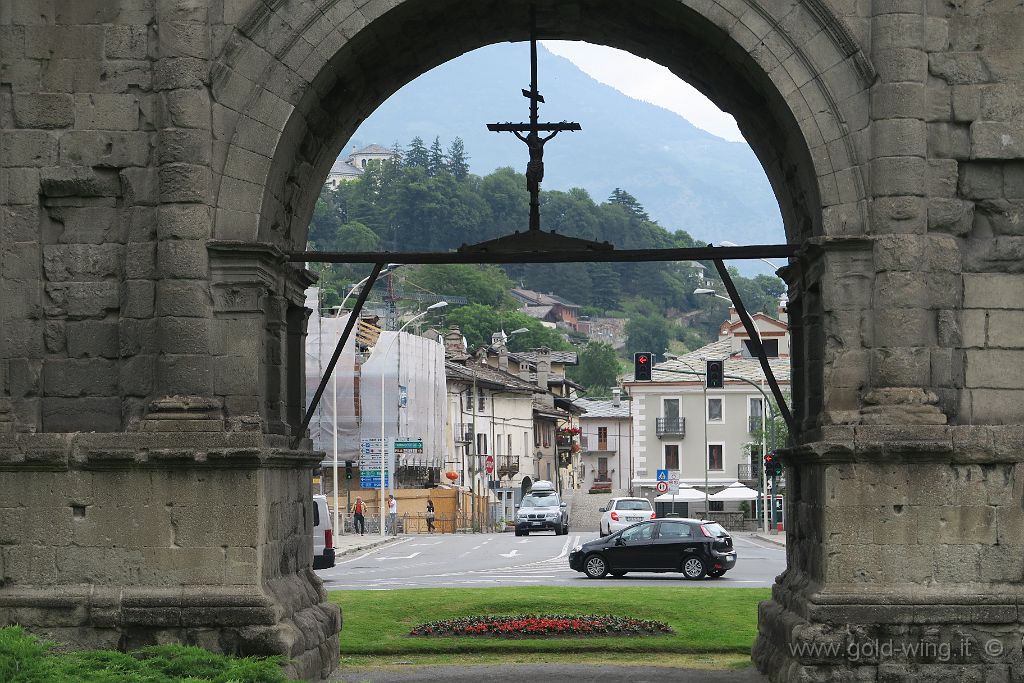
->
656, 469, 669, 482
359, 468, 389, 489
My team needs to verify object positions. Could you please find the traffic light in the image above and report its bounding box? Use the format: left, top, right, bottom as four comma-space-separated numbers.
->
764, 452, 782, 478
706, 359, 724, 388
634, 352, 653, 381
345, 460, 353, 480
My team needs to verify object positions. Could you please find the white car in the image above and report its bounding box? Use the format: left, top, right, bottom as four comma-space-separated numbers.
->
598, 497, 656, 536
312, 494, 336, 569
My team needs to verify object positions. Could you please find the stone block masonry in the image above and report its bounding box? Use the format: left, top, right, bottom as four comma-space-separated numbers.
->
0, 432, 339, 681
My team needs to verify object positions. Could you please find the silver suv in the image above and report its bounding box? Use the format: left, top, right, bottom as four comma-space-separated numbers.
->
514, 487, 569, 536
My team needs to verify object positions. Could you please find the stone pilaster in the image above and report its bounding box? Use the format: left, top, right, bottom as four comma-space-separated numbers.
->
146, 0, 218, 425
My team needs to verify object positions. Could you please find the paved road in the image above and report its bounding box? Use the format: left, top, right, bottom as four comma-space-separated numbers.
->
317, 531, 785, 589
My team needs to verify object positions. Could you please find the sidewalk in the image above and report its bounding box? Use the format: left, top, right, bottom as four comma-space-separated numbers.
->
333, 532, 399, 557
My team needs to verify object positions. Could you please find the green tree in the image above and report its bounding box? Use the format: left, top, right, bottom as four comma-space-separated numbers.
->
404, 264, 514, 308
445, 305, 570, 351
427, 136, 446, 177
625, 313, 673, 361
405, 136, 429, 169
568, 342, 621, 395
447, 136, 469, 180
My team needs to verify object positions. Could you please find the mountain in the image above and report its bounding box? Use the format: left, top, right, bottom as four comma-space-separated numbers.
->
345, 43, 784, 274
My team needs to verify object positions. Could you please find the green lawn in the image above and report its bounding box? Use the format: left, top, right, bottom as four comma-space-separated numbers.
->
330, 586, 768, 656
0, 626, 289, 683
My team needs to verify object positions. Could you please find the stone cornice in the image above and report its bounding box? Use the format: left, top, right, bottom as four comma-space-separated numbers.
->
781, 424, 1024, 464
0, 432, 322, 471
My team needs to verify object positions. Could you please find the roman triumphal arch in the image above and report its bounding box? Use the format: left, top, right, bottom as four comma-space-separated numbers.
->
1, 0, 1023, 680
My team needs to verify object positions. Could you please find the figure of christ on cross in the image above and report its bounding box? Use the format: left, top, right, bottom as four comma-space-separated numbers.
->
515, 128, 560, 197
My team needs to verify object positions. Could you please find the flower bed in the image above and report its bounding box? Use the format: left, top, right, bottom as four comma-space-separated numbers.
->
410, 614, 672, 638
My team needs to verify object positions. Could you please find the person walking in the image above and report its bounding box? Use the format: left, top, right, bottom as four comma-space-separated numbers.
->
352, 496, 366, 536
425, 497, 435, 534
387, 494, 398, 536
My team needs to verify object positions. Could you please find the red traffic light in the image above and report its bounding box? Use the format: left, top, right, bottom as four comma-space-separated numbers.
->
764, 454, 774, 463
637, 356, 648, 364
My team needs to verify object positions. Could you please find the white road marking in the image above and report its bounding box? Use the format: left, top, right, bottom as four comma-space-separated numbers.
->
499, 549, 519, 558
374, 551, 421, 560
409, 541, 442, 546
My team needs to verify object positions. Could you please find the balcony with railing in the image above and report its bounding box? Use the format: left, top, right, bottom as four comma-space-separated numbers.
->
497, 454, 520, 477
737, 463, 759, 482
580, 435, 614, 453
454, 423, 472, 444
656, 417, 685, 438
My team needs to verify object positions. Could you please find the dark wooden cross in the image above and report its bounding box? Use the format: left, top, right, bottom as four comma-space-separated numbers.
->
487, 5, 580, 232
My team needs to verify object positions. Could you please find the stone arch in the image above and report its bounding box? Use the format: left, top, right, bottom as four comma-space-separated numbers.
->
209, 0, 873, 252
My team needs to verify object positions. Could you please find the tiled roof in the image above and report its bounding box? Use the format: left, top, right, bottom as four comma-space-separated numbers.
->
352, 143, 394, 156
511, 288, 580, 309
574, 398, 631, 419
516, 350, 579, 365
444, 360, 542, 394
329, 159, 362, 175
635, 338, 791, 385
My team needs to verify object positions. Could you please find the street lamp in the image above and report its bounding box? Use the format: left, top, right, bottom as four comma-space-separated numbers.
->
693, 287, 734, 304
378, 301, 447, 537
718, 241, 783, 272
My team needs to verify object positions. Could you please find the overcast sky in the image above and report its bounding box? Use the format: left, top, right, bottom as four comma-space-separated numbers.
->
542, 41, 744, 143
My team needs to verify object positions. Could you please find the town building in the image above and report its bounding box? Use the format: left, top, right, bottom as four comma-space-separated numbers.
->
574, 392, 633, 494
325, 143, 398, 188
622, 304, 789, 522
511, 288, 581, 331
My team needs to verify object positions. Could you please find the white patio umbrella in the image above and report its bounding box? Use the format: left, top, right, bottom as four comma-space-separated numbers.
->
709, 481, 760, 501
654, 485, 708, 503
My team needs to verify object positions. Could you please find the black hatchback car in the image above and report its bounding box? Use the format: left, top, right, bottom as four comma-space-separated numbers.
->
568, 518, 736, 579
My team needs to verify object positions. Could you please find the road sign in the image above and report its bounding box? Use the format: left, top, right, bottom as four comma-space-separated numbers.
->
655, 481, 669, 494
485, 455, 495, 475
394, 437, 424, 453
668, 471, 680, 495
656, 469, 669, 482
359, 468, 389, 488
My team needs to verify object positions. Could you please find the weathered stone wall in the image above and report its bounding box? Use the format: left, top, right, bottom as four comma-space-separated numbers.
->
1, 0, 1023, 680
0, 431, 339, 680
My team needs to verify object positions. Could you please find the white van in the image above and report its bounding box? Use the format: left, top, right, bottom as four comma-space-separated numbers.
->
312, 494, 336, 569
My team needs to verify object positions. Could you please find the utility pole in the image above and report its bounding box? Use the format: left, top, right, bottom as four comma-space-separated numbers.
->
470, 369, 477, 533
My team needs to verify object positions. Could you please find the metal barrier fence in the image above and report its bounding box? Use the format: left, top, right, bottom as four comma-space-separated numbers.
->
337, 510, 500, 535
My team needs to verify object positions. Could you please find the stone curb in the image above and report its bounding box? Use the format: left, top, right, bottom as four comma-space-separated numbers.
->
751, 533, 786, 547
334, 536, 399, 557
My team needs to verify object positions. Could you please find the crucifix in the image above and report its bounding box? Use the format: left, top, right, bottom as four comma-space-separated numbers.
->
487, 5, 581, 232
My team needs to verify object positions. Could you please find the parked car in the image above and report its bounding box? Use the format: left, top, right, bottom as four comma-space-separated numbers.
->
568, 518, 736, 579
599, 497, 656, 536
312, 494, 336, 569
514, 481, 569, 536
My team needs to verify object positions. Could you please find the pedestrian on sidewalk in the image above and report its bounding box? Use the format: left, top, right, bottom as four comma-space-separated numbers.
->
425, 497, 435, 533
387, 494, 398, 536
352, 497, 366, 536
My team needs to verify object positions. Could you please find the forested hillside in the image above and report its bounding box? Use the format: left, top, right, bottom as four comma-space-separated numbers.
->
344, 43, 783, 258
308, 137, 784, 393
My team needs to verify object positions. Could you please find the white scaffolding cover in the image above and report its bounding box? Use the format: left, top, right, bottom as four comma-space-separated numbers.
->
304, 288, 358, 459
304, 287, 446, 469
360, 330, 446, 468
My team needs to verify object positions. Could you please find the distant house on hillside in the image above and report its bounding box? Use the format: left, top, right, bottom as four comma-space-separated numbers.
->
511, 288, 581, 331
325, 144, 397, 188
